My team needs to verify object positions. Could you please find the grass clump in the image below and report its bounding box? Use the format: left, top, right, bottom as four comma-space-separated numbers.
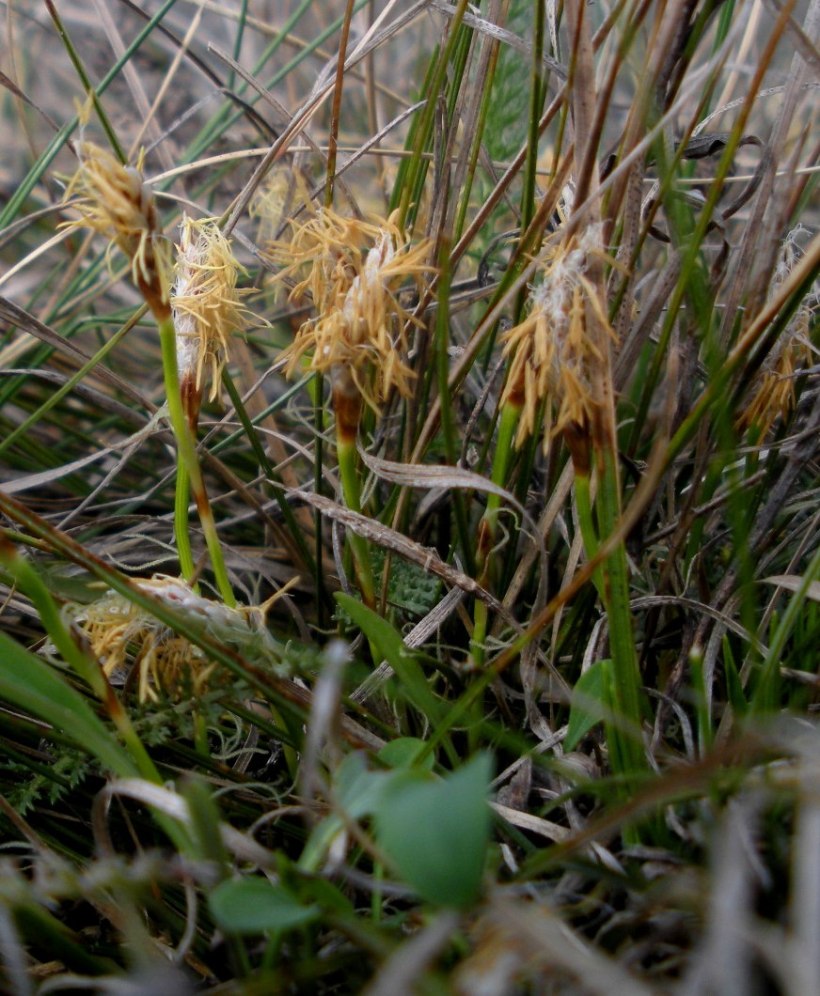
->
0, 0, 818, 991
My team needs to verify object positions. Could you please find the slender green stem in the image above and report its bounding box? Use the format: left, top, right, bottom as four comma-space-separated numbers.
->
313, 372, 327, 626
595, 445, 647, 782
396, 0, 470, 230
45, 0, 126, 162
436, 235, 473, 572
751, 541, 820, 715
174, 462, 196, 584
574, 471, 605, 600
157, 315, 235, 607
520, 0, 546, 235
470, 398, 520, 666
337, 434, 376, 608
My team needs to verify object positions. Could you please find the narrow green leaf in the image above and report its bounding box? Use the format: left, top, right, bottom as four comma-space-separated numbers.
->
335, 593, 443, 722
722, 635, 747, 717
0, 630, 136, 778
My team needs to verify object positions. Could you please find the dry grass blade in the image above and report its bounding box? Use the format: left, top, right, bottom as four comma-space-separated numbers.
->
293, 489, 507, 614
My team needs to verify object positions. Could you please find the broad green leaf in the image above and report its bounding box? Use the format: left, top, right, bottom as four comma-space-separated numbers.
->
299, 753, 391, 872
209, 878, 320, 934
378, 737, 435, 771
565, 660, 612, 752
0, 630, 135, 778
374, 753, 492, 908
335, 751, 392, 818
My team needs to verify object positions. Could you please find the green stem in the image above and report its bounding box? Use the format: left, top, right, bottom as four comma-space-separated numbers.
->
574, 471, 605, 600
45, 0, 126, 162
337, 434, 375, 608
174, 463, 196, 584
313, 372, 327, 626
470, 398, 520, 666
436, 235, 473, 572
396, 0, 470, 230
595, 445, 647, 783
751, 541, 820, 715
157, 315, 235, 607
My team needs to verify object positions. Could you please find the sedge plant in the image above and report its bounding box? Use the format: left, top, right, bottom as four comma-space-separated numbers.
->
268, 207, 430, 610
62, 143, 236, 605
2, 0, 819, 989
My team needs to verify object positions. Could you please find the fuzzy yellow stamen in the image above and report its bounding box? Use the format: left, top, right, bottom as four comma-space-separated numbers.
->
249, 167, 312, 245
738, 233, 816, 437
501, 227, 616, 447
62, 143, 170, 317
65, 576, 287, 703
269, 207, 431, 412
172, 216, 250, 409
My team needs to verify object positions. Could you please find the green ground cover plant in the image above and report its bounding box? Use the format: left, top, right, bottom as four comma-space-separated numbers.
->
0, 0, 817, 991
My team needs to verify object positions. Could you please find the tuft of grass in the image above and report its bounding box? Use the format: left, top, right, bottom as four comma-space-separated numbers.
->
0, 0, 818, 991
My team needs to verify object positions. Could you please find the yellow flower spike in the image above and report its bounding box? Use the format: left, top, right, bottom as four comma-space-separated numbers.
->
63, 142, 235, 602
249, 167, 312, 245
738, 231, 816, 438
268, 207, 430, 613
61, 575, 287, 703
172, 216, 250, 415
270, 207, 431, 413
501, 226, 618, 447
739, 334, 813, 437
62, 143, 170, 318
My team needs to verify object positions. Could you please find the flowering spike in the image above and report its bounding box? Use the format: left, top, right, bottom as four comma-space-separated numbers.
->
62, 143, 170, 318
268, 207, 431, 415
172, 216, 249, 424
738, 231, 816, 437
60, 576, 287, 703
501, 226, 617, 448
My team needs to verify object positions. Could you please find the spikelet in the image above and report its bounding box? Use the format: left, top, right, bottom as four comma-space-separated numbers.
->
249, 167, 312, 245
172, 216, 250, 422
739, 230, 817, 437
501, 226, 615, 447
268, 207, 431, 413
62, 142, 170, 318
64, 576, 286, 703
